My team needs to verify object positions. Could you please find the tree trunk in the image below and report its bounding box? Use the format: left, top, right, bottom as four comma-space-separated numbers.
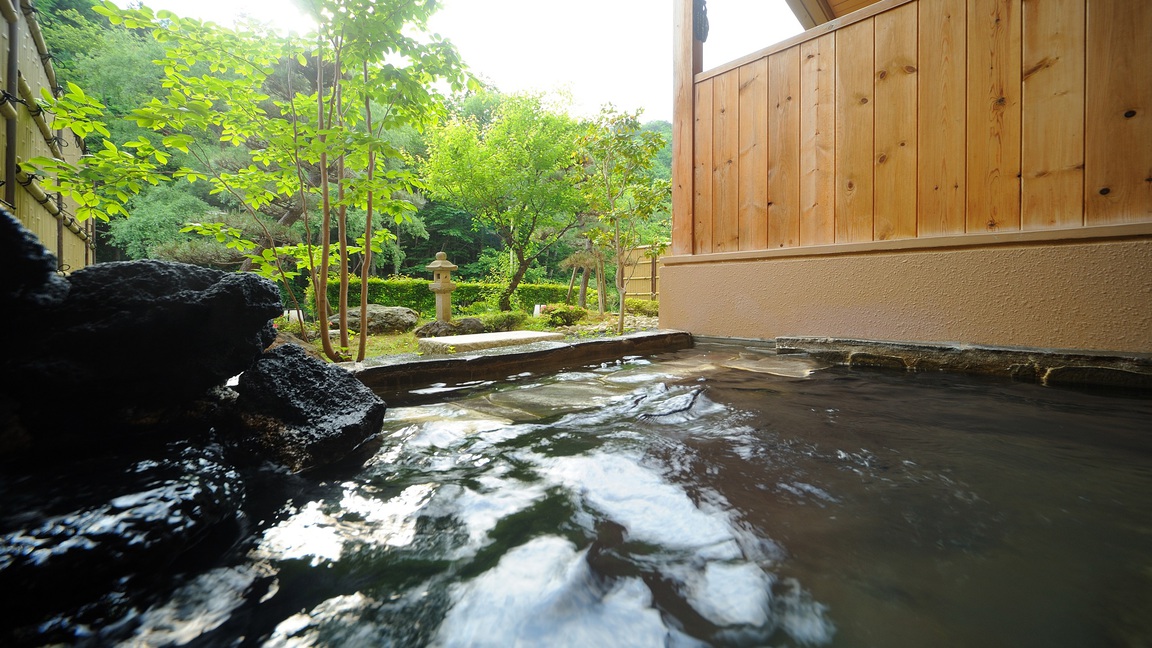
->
566, 267, 578, 304
337, 153, 350, 350
315, 56, 338, 362
578, 267, 589, 308
499, 253, 531, 311
616, 252, 627, 335
356, 59, 375, 362
596, 259, 607, 315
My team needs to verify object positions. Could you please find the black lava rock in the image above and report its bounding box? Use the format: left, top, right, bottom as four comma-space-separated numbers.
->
0, 207, 69, 324
1, 207, 392, 645
233, 344, 387, 472
7, 259, 282, 420
0, 441, 245, 641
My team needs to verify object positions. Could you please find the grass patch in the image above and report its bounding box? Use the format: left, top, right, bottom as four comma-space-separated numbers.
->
354, 331, 420, 357
276, 308, 641, 361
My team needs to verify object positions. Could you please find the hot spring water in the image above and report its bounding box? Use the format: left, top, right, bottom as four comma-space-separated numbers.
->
123, 344, 1152, 646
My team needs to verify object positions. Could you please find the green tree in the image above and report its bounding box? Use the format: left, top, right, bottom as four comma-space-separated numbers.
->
107, 184, 214, 258
29, 0, 469, 361
580, 106, 671, 334
641, 120, 673, 182
423, 92, 585, 310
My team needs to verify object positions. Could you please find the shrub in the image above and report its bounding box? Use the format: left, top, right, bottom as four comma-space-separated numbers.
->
624, 298, 659, 317
477, 310, 529, 332
539, 303, 587, 327
512, 283, 579, 311
310, 277, 597, 315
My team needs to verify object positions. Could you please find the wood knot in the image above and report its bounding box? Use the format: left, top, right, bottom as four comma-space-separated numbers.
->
878, 70, 888, 80
995, 96, 1007, 106
1099, 187, 1111, 195
1124, 109, 1137, 118
903, 65, 917, 74
877, 154, 888, 164
859, 97, 869, 105
847, 181, 855, 190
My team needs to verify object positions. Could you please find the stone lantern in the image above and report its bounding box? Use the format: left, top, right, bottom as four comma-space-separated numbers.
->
426, 251, 458, 323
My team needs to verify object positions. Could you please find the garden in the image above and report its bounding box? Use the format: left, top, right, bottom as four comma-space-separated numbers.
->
31, 0, 673, 362
272, 275, 663, 360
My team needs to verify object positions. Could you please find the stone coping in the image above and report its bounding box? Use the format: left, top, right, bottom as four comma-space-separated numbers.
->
348, 330, 693, 403
776, 336, 1152, 391
417, 330, 565, 355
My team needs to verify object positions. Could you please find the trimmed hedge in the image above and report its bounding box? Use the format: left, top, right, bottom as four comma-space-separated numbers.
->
309, 277, 596, 316
624, 298, 659, 317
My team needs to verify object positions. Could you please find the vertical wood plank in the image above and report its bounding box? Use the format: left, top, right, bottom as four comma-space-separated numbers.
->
1021, 0, 1085, 229
1085, 0, 1152, 224
835, 18, 875, 243
693, 79, 714, 254
712, 69, 741, 252
768, 47, 801, 248
967, 0, 1022, 232
874, 3, 919, 240
738, 58, 769, 250
918, 0, 967, 236
800, 33, 837, 246
671, 0, 700, 255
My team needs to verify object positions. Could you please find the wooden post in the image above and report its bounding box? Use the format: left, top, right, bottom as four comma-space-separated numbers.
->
672, 0, 702, 256
5, 0, 19, 208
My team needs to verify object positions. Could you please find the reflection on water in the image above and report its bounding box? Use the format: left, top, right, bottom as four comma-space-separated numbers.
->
127, 346, 1152, 647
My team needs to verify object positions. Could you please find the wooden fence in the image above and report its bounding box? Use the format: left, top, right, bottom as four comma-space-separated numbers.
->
674, 0, 1151, 256
1, 0, 92, 270
621, 245, 662, 301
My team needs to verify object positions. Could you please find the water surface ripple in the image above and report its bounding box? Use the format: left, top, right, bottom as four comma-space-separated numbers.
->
126, 346, 1152, 647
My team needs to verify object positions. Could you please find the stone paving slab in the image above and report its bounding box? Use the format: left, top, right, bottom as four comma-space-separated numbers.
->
776, 336, 1152, 389
351, 330, 693, 403
417, 330, 566, 355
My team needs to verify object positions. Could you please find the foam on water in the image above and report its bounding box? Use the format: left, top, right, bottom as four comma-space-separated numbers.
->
540, 451, 735, 552
424, 476, 549, 557
126, 565, 268, 646
434, 536, 670, 648
683, 562, 773, 627
256, 483, 436, 565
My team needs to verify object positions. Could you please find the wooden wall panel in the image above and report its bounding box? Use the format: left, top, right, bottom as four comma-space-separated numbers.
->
835, 18, 875, 243
712, 70, 741, 252
873, 3, 919, 240
768, 47, 801, 248
967, 0, 1022, 232
1085, 0, 1152, 224
0, 25, 7, 192
830, 0, 881, 17
918, 0, 967, 236
677, 0, 1149, 260
1021, 0, 1084, 229
693, 79, 714, 254
800, 34, 837, 246
738, 58, 769, 250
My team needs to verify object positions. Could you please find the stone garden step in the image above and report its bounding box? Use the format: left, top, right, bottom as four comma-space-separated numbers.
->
417, 330, 566, 355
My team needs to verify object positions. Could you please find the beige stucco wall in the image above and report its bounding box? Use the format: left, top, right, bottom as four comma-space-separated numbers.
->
660, 237, 1152, 354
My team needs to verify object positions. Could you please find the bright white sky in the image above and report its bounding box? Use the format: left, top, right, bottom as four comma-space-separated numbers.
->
139, 1, 803, 123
